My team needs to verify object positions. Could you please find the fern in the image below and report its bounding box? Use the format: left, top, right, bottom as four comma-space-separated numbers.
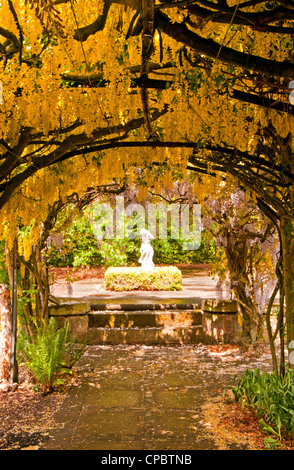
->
24, 317, 69, 391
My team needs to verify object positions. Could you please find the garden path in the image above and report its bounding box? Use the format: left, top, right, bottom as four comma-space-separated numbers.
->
41, 342, 273, 451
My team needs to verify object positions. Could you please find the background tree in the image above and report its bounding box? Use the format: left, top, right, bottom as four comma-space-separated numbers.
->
203, 186, 282, 359
6, 179, 125, 339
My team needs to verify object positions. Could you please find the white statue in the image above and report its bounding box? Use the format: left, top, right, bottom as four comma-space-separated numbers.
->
138, 228, 154, 270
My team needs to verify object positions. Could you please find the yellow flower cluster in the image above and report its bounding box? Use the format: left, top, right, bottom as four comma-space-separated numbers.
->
1, 0, 294, 262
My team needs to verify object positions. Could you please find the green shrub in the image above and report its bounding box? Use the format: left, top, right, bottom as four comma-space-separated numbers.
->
100, 239, 130, 266
23, 317, 69, 392
47, 210, 216, 268
232, 368, 294, 447
104, 266, 182, 291
47, 216, 102, 268
153, 236, 215, 265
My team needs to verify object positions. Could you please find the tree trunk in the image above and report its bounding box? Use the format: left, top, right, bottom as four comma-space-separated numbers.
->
225, 237, 262, 344
280, 215, 294, 353
0, 284, 11, 391
233, 282, 262, 344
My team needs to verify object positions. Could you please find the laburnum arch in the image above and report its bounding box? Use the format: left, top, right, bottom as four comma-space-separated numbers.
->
1, 0, 294, 357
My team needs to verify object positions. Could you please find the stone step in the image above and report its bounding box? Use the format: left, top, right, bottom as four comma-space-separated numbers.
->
88, 309, 203, 329
49, 300, 241, 345
87, 325, 204, 345
89, 302, 201, 311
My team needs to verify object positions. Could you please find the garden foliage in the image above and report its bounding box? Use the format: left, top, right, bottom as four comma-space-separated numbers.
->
232, 368, 294, 447
23, 317, 69, 391
46, 212, 215, 268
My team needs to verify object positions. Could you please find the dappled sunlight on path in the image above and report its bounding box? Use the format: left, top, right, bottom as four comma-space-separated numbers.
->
42, 343, 273, 450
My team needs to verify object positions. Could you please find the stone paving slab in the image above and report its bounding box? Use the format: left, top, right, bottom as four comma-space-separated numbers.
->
50, 274, 218, 302
42, 344, 273, 451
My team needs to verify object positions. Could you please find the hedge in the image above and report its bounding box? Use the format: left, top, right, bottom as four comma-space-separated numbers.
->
104, 266, 182, 291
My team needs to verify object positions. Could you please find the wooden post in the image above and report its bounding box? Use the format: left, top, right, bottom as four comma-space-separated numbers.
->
9, 238, 18, 385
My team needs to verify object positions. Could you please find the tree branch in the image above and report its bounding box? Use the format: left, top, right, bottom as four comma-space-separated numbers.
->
187, 1, 294, 34
73, 0, 111, 42
0, 106, 169, 210
0, 26, 20, 54
8, 0, 24, 64
155, 10, 294, 79
0, 129, 33, 183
